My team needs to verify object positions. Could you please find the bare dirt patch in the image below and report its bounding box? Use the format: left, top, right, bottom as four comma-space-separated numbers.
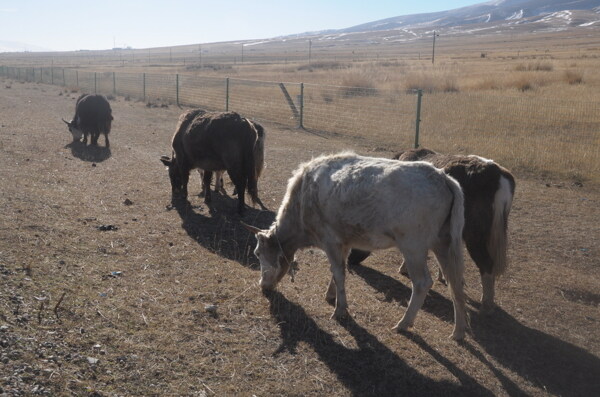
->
1, 80, 599, 396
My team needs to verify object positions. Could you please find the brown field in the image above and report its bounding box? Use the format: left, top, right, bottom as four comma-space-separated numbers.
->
1, 67, 599, 397
3, 26, 600, 185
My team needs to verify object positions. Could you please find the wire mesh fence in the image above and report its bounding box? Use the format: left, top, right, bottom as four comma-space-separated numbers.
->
2, 65, 598, 182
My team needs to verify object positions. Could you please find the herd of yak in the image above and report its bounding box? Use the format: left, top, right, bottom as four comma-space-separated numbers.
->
64, 93, 516, 340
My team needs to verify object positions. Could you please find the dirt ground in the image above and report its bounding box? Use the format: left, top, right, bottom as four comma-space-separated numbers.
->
1, 79, 599, 396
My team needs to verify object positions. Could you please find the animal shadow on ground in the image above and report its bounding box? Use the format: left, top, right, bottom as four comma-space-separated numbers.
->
65, 141, 111, 162
352, 263, 600, 396
350, 261, 456, 324
469, 308, 600, 397
170, 193, 275, 267
265, 290, 494, 396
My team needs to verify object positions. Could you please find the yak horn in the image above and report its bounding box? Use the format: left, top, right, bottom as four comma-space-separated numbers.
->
240, 221, 263, 235
61, 118, 70, 125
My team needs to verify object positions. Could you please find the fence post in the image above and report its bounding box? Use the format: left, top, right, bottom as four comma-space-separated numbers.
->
62, 68, 65, 86
176, 73, 179, 106
113, 72, 116, 95
414, 89, 423, 149
40, 67, 43, 83
51, 67, 54, 85
225, 77, 229, 111
94, 72, 97, 94
76, 70, 79, 88
143, 73, 146, 102
299, 83, 304, 129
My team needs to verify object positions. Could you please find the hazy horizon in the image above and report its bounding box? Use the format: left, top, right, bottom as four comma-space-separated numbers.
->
0, 0, 484, 52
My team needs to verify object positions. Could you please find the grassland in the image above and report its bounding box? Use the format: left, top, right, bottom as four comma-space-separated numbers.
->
3, 26, 600, 183
1, 26, 599, 395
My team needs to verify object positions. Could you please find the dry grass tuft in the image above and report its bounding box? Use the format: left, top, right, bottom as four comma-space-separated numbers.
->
515, 62, 554, 72
298, 61, 348, 71
339, 70, 378, 96
564, 69, 584, 85
404, 71, 459, 93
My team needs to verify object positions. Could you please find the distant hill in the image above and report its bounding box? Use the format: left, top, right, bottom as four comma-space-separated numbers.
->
339, 0, 600, 32
0, 40, 52, 53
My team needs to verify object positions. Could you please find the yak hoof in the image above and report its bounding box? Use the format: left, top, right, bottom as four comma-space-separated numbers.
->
331, 307, 349, 321
393, 317, 413, 332
450, 328, 466, 341
479, 301, 496, 315
325, 294, 336, 306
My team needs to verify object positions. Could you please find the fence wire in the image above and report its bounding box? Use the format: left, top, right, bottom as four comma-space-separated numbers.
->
2, 65, 598, 182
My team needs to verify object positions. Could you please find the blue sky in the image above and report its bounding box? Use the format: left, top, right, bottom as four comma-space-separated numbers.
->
0, 0, 483, 51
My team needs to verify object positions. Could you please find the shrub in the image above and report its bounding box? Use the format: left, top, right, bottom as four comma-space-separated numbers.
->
404, 72, 459, 93
297, 61, 347, 71
564, 70, 583, 85
515, 62, 553, 72
340, 71, 378, 97
512, 76, 534, 91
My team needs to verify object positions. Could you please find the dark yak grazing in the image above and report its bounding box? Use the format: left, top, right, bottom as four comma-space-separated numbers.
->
199, 118, 265, 198
62, 94, 113, 147
160, 110, 266, 214
348, 148, 516, 313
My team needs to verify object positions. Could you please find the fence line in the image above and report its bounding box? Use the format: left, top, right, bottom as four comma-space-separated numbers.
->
1, 65, 599, 182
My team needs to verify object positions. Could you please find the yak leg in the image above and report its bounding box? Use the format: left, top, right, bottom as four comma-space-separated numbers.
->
347, 249, 371, 267
104, 132, 110, 147
465, 238, 496, 313
431, 240, 467, 341
323, 244, 350, 320
480, 272, 495, 314
214, 170, 227, 194
227, 169, 247, 215
399, 258, 444, 283
202, 170, 213, 204
325, 277, 336, 305
91, 128, 99, 146
198, 170, 207, 198
82, 131, 88, 145
393, 248, 431, 332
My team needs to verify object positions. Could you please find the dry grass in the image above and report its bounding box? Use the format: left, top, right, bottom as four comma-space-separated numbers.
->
514, 62, 554, 72
1, 80, 599, 396
564, 69, 584, 85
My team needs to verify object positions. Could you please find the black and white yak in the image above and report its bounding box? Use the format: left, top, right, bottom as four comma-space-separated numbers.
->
62, 94, 113, 147
348, 148, 516, 313
160, 110, 266, 215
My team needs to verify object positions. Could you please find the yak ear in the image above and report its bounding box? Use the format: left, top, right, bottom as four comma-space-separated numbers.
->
240, 221, 264, 235
160, 156, 172, 167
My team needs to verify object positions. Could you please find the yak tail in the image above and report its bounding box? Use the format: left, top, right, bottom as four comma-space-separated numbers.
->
244, 121, 266, 210
488, 172, 515, 278
443, 174, 467, 336
253, 122, 266, 179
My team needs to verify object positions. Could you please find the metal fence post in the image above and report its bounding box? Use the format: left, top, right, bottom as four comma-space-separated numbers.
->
76, 70, 79, 88
113, 71, 116, 95
176, 73, 179, 106
299, 83, 304, 129
143, 73, 146, 102
414, 89, 423, 149
51, 67, 54, 85
225, 77, 229, 111
94, 72, 97, 94
62, 68, 65, 86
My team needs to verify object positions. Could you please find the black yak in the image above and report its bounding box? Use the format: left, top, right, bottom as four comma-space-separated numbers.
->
62, 94, 113, 147
160, 110, 266, 215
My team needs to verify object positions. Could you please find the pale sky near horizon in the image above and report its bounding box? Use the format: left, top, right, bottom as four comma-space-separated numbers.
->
1, 0, 484, 52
